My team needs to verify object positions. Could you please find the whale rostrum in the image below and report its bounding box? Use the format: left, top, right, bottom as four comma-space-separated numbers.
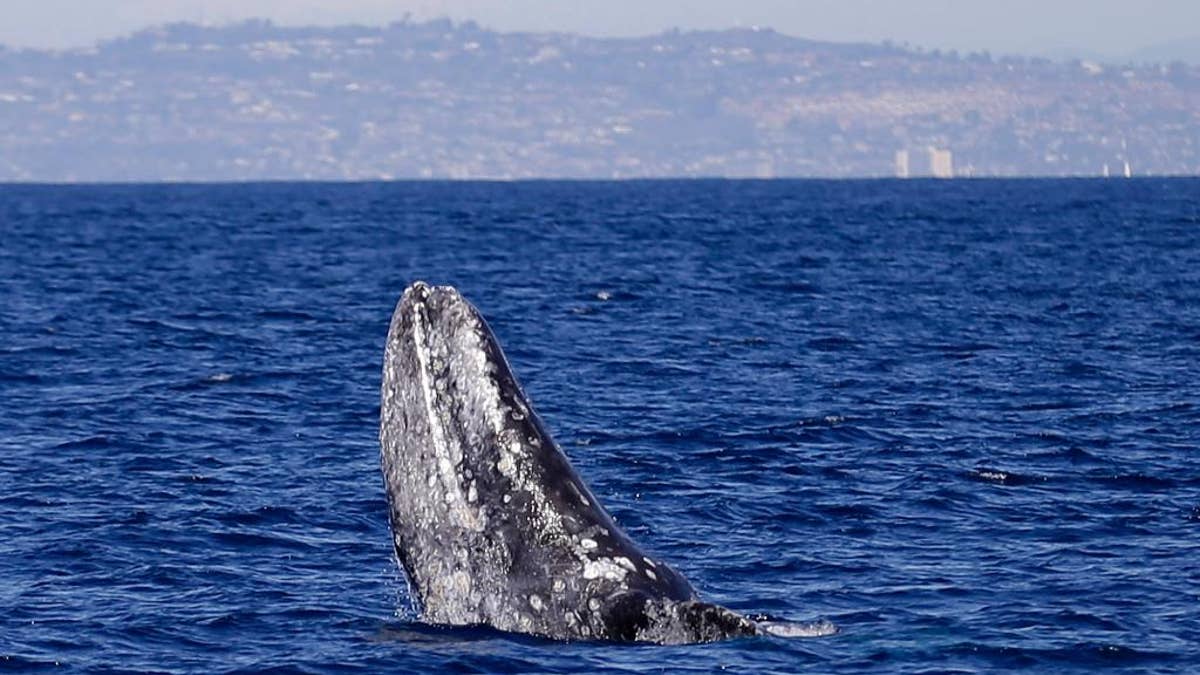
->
379, 281, 760, 643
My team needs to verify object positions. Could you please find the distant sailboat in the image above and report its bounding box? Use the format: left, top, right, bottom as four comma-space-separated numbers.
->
1124, 161, 1132, 178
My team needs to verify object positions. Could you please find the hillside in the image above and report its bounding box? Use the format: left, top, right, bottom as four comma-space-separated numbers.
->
1, 20, 1198, 180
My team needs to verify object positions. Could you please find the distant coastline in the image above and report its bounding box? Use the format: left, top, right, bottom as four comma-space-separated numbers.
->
1, 20, 1197, 181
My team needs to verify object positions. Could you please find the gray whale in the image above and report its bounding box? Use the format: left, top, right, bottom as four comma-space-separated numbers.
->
379, 281, 760, 643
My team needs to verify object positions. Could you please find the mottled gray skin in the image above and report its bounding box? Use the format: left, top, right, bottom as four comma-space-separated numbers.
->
379, 281, 758, 643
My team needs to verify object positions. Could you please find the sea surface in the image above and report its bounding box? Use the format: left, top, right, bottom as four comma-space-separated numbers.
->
2, 179, 1198, 673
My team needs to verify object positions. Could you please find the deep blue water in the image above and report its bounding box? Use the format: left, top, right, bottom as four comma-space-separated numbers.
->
2, 179, 1199, 673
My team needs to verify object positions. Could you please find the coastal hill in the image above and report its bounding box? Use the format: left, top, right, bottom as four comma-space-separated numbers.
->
1, 20, 1198, 181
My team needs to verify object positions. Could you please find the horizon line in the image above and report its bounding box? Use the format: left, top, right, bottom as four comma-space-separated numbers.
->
2, 175, 1197, 188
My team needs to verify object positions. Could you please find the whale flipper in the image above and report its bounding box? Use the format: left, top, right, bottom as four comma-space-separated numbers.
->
378, 281, 759, 643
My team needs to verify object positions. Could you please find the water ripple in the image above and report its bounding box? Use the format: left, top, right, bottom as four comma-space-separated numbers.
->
1, 179, 1198, 672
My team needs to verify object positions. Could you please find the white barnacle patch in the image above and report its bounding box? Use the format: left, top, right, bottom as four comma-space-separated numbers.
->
553, 579, 565, 593
588, 598, 601, 611
467, 481, 478, 503
643, 557, 657, 568
579, 538, 598, 550
496, 453, 516, 476
645, 568, 658, 580
614, 556, 636, 572
490, 428, 568, 540
505, 433, 525, 455
503, 493, 512, 504
529, 594, 544, 611
582, 558, 629, 582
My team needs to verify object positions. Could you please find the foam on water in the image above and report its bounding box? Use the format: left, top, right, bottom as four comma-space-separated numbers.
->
759, 619, 840, 638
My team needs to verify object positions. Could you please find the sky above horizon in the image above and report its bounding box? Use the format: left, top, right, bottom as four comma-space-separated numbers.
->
2, 0, 1197, 60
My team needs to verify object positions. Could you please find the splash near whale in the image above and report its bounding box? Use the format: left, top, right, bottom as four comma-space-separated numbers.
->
379, 281, 832, 643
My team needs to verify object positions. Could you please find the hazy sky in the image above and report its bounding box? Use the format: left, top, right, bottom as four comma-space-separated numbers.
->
2, 0, 1197, 58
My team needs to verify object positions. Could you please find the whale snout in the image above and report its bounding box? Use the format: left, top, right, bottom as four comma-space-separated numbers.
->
392, 281, 489, 367
406, 280, 431, 302
401, 281, 469, 313
404, 279, 451, 306
398, 281, 475, 331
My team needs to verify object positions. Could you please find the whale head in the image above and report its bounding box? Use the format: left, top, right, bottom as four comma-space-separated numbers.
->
379, 281, 759, 643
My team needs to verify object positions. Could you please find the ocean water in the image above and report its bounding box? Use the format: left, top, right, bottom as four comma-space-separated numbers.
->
2, 179, 1198, 673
